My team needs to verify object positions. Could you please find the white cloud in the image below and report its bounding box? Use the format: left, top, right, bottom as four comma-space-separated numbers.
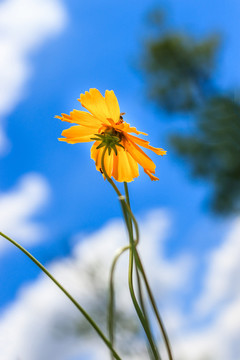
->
0, 0, 67, 153
0, 173, 50, 249
171, 217, 240, 360
1, 209, 240, 360
195, 218, 240, 315
0, 209, 192, 360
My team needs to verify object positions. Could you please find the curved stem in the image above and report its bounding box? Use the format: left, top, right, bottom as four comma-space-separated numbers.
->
134, 249, 174, 360
101, 148, 160, 359
101, 148, 121, 197
0, 232, 122, 360
108, 245, 129, 360
128, 247, 160, 359
124, 182, 157, 358
124, 201, 174, 360
123, 184, 174, 360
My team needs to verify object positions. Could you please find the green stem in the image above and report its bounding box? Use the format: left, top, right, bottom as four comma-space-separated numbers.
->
124, 182, 158, 359
108, 245, 129, 360
123, 195, 173, 360
127, 231, 160, 359
101, 147, 173, 360
124, 202, 173, 360
0, 231, 122, 360
134, 249, 173, 360
101, 148, 160, 359
121, 200, 161, 360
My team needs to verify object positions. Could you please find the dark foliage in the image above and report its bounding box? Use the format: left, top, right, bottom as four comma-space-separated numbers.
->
141, 9, 240, 214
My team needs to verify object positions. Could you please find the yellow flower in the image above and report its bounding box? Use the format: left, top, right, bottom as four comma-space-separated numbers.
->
56, 88, 166, 182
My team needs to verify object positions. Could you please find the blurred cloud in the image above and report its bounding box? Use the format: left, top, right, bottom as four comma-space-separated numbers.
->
0, 0, 67, 153
0, 173, 50, 249
0, 208, 239, 359
195, 218, 240, 315
173, 217, 240, 360
0, 209, 192, 360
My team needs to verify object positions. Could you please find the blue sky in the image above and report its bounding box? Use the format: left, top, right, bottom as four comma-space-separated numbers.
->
0, 0, 240, 359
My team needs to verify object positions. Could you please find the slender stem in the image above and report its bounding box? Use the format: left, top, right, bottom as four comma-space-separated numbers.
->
123, 184, 173, 360
134, 250, 174, 360
127, 234, 160, 359
0, 232, 122, 360
125, 204, 173, 360
108, 245, 129, 360
124, 182, 131, 210
124, 182, 154, 346
135, 261, 156, 360
101, 148, 173, 359
101, 148, 121, 198
101, 149, 160, 358
124, 197, 161, 360
120, 200, 160, 360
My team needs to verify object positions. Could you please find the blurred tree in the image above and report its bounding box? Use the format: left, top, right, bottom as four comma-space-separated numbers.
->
141, 9, 240, 215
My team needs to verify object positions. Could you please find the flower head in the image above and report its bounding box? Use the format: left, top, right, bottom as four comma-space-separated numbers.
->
56, 89, 166, 182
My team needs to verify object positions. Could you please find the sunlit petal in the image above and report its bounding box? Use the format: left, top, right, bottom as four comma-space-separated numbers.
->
112, 146, 139, 182
105, 90, 120, 123
127, 134, 167, 155
57, 88, 166, 181
124, 138, 156, 173
60, 125, 95, 143
144, 169, 159, 181
91, 141, 113, 178
79, 88, 111, 124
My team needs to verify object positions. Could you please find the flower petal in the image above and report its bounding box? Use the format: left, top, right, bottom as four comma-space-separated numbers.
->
144, 169, 159, 181
112, 146, 139, 182
79, 89, 111, 124
124, 138, 156, 173
105, 90, 120, 123
126, 134, 167, 155
56, 111, 101, 130
59, 125, 95, 143
115, 121, 148, 135
70, 110, 103, 128
91, 141, 113, 178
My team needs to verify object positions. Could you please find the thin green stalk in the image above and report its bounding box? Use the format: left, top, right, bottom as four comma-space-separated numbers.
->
0, 232, 122, 360
108, 245, 129, 360
124, 182, 158, 360
101, 148, 160, 359
124, 182, 149, 319
121, 201, 161, 360
134, 249, 174, 360
128, 240, 160, 360
124, 202, 173, 360
101, 148, 173, 360
123, 182, 133, 240
123, 203, 173, 360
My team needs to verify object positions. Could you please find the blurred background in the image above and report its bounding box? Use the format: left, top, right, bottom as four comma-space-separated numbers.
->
0, 0, 240, 359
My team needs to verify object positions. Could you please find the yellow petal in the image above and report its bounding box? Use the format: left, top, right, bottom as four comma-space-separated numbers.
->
91, 141, 113, 178
55, 113, 72, 123
60, 125, 95, 143
144, 169, 159, 181
105, 90, 120, 123
124, 138, 156, 173
126, 134, 167, 155
115, 121, 148, 135
112, 145, 139, 182
79, 89, 111, 124
59, 136, 93, 144
70, 110, 102, 128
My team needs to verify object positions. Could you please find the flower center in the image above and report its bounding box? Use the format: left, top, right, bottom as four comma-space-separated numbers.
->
91, 126, 124, 156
